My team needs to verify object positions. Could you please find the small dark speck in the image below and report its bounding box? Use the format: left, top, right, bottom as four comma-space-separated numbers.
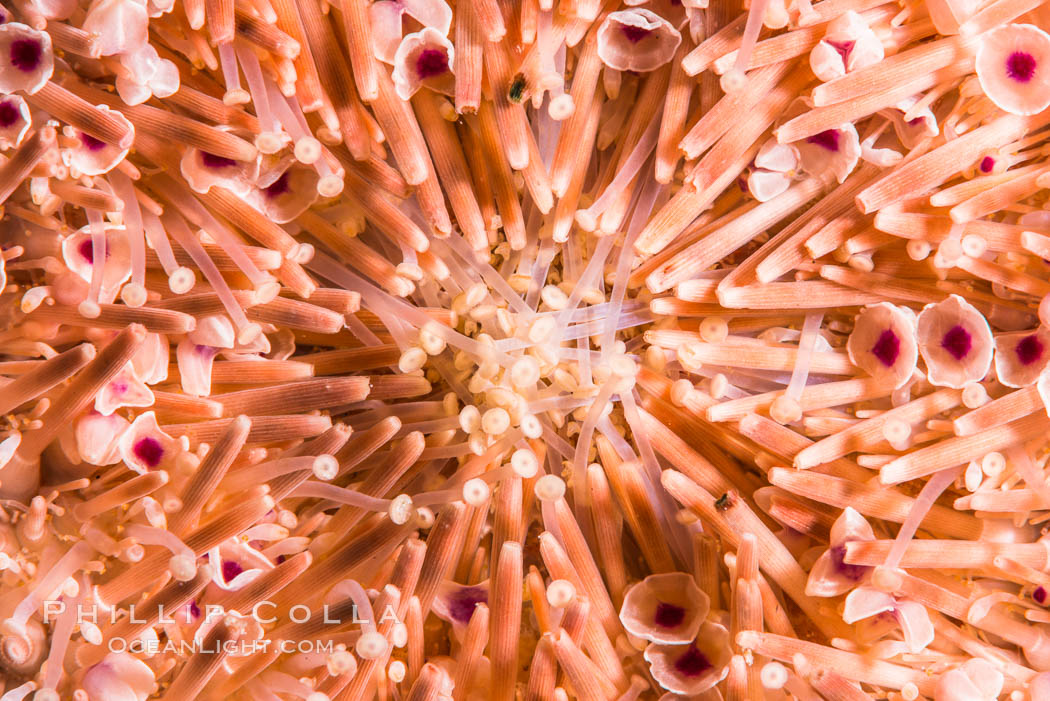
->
509, 74, 527, 103
715, 493, 733, 512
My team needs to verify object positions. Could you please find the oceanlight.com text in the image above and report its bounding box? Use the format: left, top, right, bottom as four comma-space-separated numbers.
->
106, 638, 337, 655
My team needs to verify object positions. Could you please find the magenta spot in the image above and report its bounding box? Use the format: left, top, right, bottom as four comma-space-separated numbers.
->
264, 172, 290, 199
200, 151, 236, 169
133, 436, 165, 468
870, 329, 901, 367
0, 101, 18, 127
979, 156, 995, 173
826, 39, 854, 63
276, 554, 287, 564
77, 237, 110, 262
621, 24, 651, 43
415, 48, 449, 79
78, 238, 95, 262
829, 544, 868, 581
79, 131, 106, 151
1036, 586, 1048, 605
222, 560, 244, 582
189, 600, 201, 618
195, 344, 218, 360
112, 381, 128, 395
872, 610, 897, 626
673, 646, 712, 677
1016, 334, 1043, 365
9, 38, 41, 72
1006, 51, 1037, 82
448, 586, 487, 623
806, 130, 840, 152
654, 602, 686, 628
941, 325, 972, 361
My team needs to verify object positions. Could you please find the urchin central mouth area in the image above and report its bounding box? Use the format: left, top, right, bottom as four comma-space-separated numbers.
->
1016, 334, 1043, 365
78, 239, 96, 262
674, 646, 712, 677
830, 544, 869, 581
9, 38, 41, 72
0, 101, 18, 127
222, 560, 244, 582
654, 601, 686, 628
827, 39, 854, 63
870, 329, 901, 367
621, 24, 652, 43
1006, 51, 1037, 82
941, 325, 972, 360
264, 172, 291, 199
78, 239, 111, 263
807, 130, 840, 152
416, 48, 449, 79
79, 131, 106, 151
448, 587, 487, 623
201, 152, 237, 169
133, 436, 164, 468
